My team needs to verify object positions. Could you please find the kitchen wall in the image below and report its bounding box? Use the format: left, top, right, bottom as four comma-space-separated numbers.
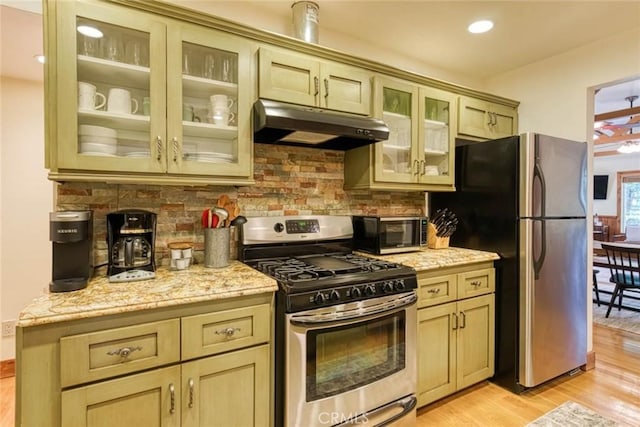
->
0, 76, 53, 360
483, 26, 640, 355
56, 144, 425, 268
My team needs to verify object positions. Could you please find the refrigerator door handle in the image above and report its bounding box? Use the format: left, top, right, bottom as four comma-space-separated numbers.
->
532, 141, 547, 280
533, 141, 547, 218
532, 218, 546, 280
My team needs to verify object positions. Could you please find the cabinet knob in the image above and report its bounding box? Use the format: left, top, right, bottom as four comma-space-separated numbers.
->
215, 327, 241, 337
106, 345, 142, 358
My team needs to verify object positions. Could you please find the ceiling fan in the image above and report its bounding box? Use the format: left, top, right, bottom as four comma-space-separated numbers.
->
594, 95, 640, 155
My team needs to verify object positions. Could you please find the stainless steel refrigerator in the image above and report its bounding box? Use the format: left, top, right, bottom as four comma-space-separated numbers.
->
430, 132, 587, 392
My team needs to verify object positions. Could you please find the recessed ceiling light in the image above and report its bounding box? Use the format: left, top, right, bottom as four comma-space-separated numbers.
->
34, 55, 45, 64
468, 20, 494, 34
77, 25, 103, 38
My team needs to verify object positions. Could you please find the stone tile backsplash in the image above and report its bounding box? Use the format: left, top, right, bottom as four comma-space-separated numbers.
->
55, 144, 426, 266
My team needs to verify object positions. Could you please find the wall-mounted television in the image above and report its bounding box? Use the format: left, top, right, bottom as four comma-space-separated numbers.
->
594, 175, 609, 200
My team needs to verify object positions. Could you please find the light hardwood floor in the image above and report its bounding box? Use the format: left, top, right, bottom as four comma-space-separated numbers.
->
1, 323, 639, 426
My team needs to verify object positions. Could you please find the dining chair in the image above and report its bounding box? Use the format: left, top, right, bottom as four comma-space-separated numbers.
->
601, 244, 640, 318
593, 269, 600, 306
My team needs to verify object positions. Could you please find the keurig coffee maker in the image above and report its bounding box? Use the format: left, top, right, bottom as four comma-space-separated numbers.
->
107, 210, 156, 282
50, 211, 93, 292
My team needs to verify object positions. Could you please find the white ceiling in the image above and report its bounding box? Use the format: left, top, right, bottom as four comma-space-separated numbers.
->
2, 1, 639, 127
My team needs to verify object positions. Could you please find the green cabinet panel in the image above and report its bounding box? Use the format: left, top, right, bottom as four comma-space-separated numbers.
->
258, 47, 372, 115
416, 264, 495, 408
458, 96, 517, 140
181, 345, 270, 427
61, 365, 181, 427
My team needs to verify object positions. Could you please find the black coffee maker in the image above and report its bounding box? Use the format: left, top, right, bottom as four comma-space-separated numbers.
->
50, 211, 93, 292
107, 210, 156, 282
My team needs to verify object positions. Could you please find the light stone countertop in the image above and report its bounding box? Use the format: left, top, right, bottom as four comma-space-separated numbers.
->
17, 262, 278, 328
18, 247, 498, 328
359, 247, 500, 271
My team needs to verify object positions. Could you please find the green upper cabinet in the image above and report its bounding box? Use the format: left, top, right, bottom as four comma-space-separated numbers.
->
258, 47, 372, 115
458, 96, 517, 140
46, 0, 254, 185
344, 76, 455, 191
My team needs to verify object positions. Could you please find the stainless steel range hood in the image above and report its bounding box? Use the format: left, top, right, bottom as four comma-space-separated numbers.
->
253, 99, 389, 150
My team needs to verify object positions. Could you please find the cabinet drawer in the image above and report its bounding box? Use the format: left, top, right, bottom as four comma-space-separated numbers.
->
457, 268, 495, 299
417, 274, 457, 308
60, 319, 180, 388
182, 303, 271, 360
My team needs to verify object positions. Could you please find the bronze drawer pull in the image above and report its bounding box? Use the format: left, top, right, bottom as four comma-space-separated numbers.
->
156, 136, 162, 161
471, 280, 482, 287
106, 346, 142, 358
188, 378, 195, 408
460, 311, 466, 329
169, 383, 176, 414
427, 288, 441, 294
215, 327, 241, 337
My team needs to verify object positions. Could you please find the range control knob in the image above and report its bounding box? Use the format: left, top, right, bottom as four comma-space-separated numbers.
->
330, 290, 340, 301
351, 287, 362, 298
314, 292, 326, 305
274, 223, 285, 233
395, 280, 405, 291
364, 285, 376, 296
383, 281, 395, 293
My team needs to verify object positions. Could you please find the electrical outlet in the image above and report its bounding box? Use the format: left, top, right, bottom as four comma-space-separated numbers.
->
2, 320, 16, 337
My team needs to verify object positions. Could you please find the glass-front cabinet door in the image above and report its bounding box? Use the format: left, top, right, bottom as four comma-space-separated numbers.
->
417, 87, 455, 186
373, 78, 419, 184
166, 24, 251, 177
49, 1, 252, 183
54, 1, 166, 174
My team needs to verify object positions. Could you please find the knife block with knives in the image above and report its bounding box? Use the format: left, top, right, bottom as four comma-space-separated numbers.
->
428, 208, 457, 249
428, 222, 449, 249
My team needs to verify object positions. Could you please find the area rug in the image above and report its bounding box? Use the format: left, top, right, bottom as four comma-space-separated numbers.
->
592, 303, 640, 334
526, 401, 618, 426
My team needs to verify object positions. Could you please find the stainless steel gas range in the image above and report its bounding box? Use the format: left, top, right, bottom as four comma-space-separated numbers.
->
239, 215, 417, 427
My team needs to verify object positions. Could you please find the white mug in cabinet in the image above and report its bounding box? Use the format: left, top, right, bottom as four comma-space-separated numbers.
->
209, 94, 234, 110
107, 88, 138, 114
78, 82, 106, 111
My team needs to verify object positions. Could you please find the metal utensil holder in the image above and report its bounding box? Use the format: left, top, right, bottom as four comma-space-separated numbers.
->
204, 228, 230, 268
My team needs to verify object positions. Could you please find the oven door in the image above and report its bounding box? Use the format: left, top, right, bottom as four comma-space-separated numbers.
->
285, 292, 417, 427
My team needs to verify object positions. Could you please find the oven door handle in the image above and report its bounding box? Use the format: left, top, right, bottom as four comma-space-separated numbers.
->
290, 293, 417, 326
334, 394, 417, 426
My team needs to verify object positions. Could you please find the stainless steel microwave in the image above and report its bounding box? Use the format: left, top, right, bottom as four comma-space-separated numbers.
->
352, 216, 428, 254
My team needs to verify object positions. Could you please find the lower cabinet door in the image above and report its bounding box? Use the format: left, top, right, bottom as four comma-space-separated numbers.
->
181, 344, 270, 427
61, 365, 181, 427
456, 294, 495, 390
417, 302, 457, 407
